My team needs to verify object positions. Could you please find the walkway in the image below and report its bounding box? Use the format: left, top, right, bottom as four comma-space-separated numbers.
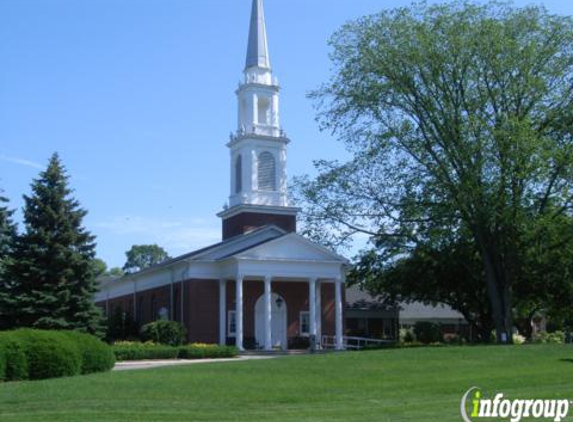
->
113, 355, 276, 371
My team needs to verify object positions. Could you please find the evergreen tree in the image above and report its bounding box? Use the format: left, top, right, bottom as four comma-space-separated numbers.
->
7, 153, 104, 336
0, 191, 17, 329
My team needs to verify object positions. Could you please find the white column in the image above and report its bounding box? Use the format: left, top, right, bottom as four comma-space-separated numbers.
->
335, 277, 344, 351
219, 279, 227, 346
264, 275, 272, 351
309, 278, 317, 348
236, 276, 244, 351
315, 280, 322, 349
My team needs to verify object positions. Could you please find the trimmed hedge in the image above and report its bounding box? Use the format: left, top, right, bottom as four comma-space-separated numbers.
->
178, 344, 238, 359
0, 329, 116, 382
0, 333, 28, 381
0, 343, 5, 382
12, 329, 82, 380
112, 342, 179, 361
61, 331, 116, 374
112, 341, 239, 361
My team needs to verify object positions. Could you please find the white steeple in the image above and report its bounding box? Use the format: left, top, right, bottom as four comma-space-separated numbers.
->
245, 0, 270, 70
225, 0, 292, 210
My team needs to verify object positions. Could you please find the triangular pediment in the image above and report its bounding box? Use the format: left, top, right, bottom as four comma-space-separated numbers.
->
229, 233, 348, 263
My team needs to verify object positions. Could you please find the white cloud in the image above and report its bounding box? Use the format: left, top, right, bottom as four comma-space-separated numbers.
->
0, 154, 44, 170
94, 215, 221, 255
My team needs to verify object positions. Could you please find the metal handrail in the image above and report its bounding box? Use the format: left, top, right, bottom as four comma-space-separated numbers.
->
321, 335, 393, 350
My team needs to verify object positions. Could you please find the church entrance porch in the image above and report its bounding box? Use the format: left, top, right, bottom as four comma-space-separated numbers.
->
220, 277, 344, 351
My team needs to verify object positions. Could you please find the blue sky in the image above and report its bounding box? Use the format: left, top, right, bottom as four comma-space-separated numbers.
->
1, 0, 572, 269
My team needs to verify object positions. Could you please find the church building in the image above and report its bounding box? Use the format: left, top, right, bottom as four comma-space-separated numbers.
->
95, 0, 348, 351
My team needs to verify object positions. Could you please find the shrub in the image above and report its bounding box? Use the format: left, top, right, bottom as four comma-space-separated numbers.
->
512, 333, 526, 345
140, 320, 186, 346
112, 341, 179, 361
0, 343, 5, 382
178, 344, 239, 359
61, 331, 116, 374
413, 322, 441, 344
532, 331, 565, 344
0, 332, 28, 381
12, 330, 82, 380
399, 328, 416, 344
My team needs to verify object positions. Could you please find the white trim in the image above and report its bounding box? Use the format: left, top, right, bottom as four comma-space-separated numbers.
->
300, 311, 310, 337
217, 204, 299, 219
227, 310, 237, 337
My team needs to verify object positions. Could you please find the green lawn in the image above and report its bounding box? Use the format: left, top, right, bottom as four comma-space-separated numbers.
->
0, 345, 571, 422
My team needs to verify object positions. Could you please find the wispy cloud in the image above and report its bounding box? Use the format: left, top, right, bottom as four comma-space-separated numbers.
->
0, 154, 44, 170
94, 215, 221, 255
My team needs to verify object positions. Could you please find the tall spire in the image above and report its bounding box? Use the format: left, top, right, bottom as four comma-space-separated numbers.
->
245, 0, 270, 70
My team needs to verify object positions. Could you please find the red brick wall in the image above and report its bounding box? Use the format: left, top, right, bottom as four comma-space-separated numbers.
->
222, 212, 296, 239
186, 280, 219, 344
97, 278, 339, 347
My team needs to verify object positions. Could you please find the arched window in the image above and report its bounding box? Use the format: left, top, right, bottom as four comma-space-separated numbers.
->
258, 152, 276, 191
235, 155, 243, 193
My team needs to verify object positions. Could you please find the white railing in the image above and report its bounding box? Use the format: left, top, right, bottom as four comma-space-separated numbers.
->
321, 335, 394, 350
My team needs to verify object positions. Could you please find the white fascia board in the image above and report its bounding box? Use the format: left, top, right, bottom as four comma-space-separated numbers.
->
235, 258, 344, 281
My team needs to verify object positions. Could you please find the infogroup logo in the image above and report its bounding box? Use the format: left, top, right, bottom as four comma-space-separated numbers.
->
461, 387, 571, 422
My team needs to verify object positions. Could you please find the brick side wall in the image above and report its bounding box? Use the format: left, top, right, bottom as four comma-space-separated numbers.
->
97, 278, 339, 348
222, 212, 296, 239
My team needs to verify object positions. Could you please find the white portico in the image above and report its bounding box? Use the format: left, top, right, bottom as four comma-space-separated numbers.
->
214, 230, 347, 351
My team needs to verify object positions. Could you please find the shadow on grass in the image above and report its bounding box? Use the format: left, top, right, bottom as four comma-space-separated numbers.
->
559, 359, 573, 364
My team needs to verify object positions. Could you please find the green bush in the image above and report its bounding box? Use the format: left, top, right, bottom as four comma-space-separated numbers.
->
399, 328, 416, 344
61, 331, 116, 374
0, 343, 5, 382
140, 320, 187, 346
532, 331, 566, 344
112, 341, 179, 361
178, 344, 239, 359
13, 330, 82, 380
413, 322, 441, 344
0, 332, 29, 381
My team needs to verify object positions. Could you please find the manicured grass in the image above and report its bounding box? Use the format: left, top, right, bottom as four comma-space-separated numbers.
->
0, 345, 571, 421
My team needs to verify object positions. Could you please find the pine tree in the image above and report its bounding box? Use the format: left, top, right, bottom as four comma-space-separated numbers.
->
0, 191, 17, 329
7, 153, 104, 336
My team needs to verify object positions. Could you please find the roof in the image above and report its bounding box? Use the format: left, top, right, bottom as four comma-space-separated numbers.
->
107, 225, 286, 282
345, 285, 465, 321
245, 0, 270, 70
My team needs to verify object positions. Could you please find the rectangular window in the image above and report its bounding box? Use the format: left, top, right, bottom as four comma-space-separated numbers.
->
300, 311, 310, 336
228, 311, 237, 337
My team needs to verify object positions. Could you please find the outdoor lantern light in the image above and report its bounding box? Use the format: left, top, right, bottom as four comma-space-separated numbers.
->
276, 297, 284, 308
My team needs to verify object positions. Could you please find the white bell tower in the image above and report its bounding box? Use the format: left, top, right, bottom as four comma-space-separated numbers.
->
219, 0, 299, 240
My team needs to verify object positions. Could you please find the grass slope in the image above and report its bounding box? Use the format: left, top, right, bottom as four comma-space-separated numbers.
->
0, 345, 571, 422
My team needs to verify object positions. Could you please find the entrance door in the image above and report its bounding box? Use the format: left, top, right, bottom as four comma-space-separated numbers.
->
255, 293, 287, 350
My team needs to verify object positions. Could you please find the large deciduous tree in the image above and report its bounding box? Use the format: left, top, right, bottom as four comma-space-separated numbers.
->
123, 244, 171, 274
297, 2, 573, 343
5, 153, 104, 336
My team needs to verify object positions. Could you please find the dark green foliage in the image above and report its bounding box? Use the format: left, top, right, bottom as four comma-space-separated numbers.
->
5, 154, 104, 336
297, 1, 573, 344
0, 332, 28, 381
111, 342, 238, 361
178, 344, 238, 359
140, 320, 186, 346
112, 342, 179, 361
60, 331, 115, 374
123, 244, 171, 274
0, 343, 5, 381
0, 192, 17, 330
413, 322, 441, 345
106, 306, 138, 342
11, 329, 82, 380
